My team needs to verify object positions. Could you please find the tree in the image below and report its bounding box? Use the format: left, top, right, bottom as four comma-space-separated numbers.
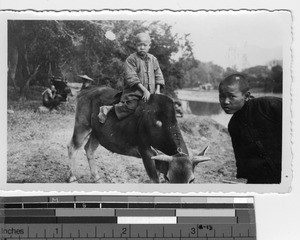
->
270, 65, 283, 93
8, 20, 194, 99
8, 20, 73, 98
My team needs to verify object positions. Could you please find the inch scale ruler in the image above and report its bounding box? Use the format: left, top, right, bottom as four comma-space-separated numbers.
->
0, 196, 256, 240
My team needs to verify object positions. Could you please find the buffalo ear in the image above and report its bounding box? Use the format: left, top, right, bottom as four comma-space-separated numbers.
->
191, 156, 211, 168
151, 155, 173, 162
198, 146, 209, 156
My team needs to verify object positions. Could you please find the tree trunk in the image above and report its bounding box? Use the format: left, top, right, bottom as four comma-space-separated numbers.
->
8, 46, 18, 91
47, 61, 52, 86
19, 65, 40, 99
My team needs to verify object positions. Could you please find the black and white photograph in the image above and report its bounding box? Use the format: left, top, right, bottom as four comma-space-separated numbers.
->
3, 10, 292, 192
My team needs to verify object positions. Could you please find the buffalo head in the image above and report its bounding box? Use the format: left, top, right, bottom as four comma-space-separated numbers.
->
152, 146, 210, 183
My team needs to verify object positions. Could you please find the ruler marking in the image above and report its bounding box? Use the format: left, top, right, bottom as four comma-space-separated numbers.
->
1, 196, 256, 240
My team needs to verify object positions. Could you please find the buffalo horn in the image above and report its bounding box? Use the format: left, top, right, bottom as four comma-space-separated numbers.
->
191, 156, 211, 164
151, 155, 173, 162
198, 146, 209, 156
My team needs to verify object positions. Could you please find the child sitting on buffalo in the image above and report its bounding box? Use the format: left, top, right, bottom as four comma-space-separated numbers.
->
98, 32, 165, 123
218, 73, 282, 184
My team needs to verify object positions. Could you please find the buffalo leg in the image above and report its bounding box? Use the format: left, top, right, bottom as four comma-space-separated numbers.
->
138, 146, 159, 183
84, 132, 100, 183
67, 127, 91, 183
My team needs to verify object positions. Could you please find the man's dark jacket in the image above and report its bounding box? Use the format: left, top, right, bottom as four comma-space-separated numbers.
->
228, 97, 282, 183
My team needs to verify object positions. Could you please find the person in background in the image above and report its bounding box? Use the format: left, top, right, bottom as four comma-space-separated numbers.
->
98, 32, 165, 123
42, 85, 61, 111
218, 73, 282, 184
79, 74, 94, 90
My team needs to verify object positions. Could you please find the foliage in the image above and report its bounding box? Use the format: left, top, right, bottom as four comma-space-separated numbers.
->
8, 20, 194, 99
7, 20, 283, 99
180, 59, 225, 89
181, 59, 282, 93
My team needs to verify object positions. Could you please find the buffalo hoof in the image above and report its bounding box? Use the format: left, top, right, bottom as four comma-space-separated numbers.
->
69, 175, 78, 183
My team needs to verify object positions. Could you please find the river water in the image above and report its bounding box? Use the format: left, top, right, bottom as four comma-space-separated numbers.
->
176, 89, 282, 127
180, 100, 232, 127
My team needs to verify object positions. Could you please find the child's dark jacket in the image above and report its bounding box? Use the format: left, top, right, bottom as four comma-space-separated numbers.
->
228, 96, 282, 183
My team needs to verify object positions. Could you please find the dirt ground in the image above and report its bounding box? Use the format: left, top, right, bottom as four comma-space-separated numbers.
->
7, 87, 239, 184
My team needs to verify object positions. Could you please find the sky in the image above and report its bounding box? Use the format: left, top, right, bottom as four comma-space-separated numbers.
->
148, 11, 290, 70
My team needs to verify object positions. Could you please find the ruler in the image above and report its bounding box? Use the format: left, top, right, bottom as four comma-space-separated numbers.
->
0, 196, 256, 240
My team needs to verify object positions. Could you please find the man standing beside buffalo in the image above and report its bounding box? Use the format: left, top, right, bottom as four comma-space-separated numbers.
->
79, 74, 94, 90
219, 73, 282, 184
98, 32, 165, 123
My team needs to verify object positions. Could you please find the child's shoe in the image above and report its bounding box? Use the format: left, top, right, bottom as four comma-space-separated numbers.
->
98, 105, 113, 123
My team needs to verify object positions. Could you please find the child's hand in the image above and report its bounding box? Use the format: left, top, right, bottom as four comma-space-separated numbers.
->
155, 85, 161, 94
142, 89, 151, 102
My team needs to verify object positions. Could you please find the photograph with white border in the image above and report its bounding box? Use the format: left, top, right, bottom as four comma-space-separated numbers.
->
1, 9, 292, 193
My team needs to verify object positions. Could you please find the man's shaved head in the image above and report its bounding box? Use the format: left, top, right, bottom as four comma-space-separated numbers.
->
219, 73, 249, 94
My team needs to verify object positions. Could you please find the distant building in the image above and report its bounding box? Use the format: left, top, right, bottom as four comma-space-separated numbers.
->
199, 83, 213, 90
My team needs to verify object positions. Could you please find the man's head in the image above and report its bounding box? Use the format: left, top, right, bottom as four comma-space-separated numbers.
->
219, 73, 251, 114
50, 85, 56, 91
135, 32, 151, 56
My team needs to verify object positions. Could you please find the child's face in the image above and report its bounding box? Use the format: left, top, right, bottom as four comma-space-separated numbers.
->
219, 83, 248, 114
136, 38, 150, 56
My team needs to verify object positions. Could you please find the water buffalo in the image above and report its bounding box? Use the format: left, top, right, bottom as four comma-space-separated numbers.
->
67, 86, 210, 183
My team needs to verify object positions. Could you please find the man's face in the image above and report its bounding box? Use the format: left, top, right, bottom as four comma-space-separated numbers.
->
219, 83, 248, 114
136, 37, 150, 56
